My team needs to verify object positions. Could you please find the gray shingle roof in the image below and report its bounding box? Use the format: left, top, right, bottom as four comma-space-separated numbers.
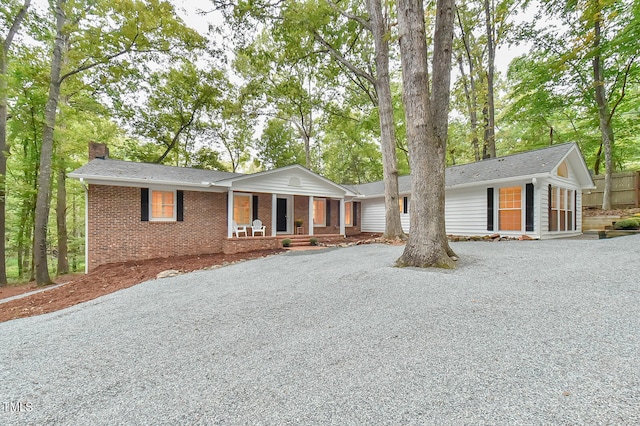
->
352, 143, 576, 197
69, 159, 243, 186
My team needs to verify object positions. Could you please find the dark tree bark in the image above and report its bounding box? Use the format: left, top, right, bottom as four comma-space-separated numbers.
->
56, 168, 69, 275
396, 0, 457, 268
0, 0, 32, 286
34, 0, 66, 286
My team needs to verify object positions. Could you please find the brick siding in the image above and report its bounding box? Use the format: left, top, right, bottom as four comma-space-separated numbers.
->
87, 185, 361, 270
87, 185, 227, 271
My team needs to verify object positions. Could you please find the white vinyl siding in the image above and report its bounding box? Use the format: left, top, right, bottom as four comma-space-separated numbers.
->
231, 169, 346, 198
361, 199, 386, 233
444, 188, 486, 235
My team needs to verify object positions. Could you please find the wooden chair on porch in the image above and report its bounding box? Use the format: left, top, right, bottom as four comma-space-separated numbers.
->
251, 219, 266, 237
232, 220, 247, 237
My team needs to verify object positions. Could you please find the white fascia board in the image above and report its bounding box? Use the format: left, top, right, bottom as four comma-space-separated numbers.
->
68, 173, 230, 192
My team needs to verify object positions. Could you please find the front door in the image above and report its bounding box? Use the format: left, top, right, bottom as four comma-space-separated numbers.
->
276, 198, 288, 232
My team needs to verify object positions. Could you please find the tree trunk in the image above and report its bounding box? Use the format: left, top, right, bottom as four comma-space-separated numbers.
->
0, 0, 32, 286
366, 0, 405, 240
483, 0, 496, 158
56, 168, 69, 275
34, 0, 66, 286
592, 16, 614, 210
396, 0, 456, 269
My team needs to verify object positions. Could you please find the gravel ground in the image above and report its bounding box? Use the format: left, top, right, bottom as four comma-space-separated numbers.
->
1, 235, 639, 425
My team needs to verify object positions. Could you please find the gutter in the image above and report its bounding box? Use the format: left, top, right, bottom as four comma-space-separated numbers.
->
67, 173, 228, 189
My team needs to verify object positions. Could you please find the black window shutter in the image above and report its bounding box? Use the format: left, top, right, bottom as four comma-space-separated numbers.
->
141, 188, 149, 222
252, 195, 259, 221
354, 202, 358, 226
487, 188, 494, 231
525, 183, 534, 232
177, 190, 184, 222
403, 196, 409, 214
326, 199, 331, 225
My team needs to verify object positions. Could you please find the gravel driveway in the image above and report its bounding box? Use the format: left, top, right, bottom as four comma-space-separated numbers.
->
1, 235, 639, 425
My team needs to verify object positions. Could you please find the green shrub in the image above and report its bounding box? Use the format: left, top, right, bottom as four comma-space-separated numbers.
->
310, 237, 318, 246
281, 238, 292, 247
613, 217, 640, 230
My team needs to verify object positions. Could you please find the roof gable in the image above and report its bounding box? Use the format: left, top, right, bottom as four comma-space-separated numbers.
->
221, 164, 355, 197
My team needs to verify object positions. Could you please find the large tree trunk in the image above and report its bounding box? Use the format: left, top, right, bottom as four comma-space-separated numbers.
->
396, 0, 456, 269
483, 0, 496, 158
592, 17, 613, 210
34, 0, 66, 286
366, 0, 405, 240
0, 0, 32, 286
56, 168, 69, 275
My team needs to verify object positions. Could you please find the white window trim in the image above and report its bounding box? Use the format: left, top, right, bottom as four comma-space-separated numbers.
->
497, 185, 523, 232
345, 201, 353, 227
313, 198, 326, 227
149, 188, 177, 222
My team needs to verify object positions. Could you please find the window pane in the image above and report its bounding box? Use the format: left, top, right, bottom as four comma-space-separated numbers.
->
557, 161, 568, 178
499, 210, 521, 231
499, 187, 522, 231
151, 191, 174, 219
345, 202, 352, 226
234, 195, 251, 225
313, 199, 326, 225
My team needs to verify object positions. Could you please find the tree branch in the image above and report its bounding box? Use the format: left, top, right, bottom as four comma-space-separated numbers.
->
607, 55, 636, 125
326, 0, 371, 30
312, 31, 376, 85
3, 0, 31, 51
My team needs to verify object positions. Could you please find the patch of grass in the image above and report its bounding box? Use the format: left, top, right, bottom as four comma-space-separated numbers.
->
5, 256, 85, 285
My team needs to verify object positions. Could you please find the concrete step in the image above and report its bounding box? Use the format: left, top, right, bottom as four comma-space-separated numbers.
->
289, 241, 311, 247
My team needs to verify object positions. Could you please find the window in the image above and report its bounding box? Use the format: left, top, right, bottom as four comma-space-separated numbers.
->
345, 201, 353, 226
499, 186, 522, 231
550, 186, 574, 232
557, 161, 568, 178
151, 190, 175, 221
313, 199, 326, 226
398, 196, 408, 214
234, 194, 251, 225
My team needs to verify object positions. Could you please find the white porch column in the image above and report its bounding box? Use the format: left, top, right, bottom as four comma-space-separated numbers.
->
339, 198, 346, 236
271, 193, 277, 236
308, 196, 314, 236
227, 190, 234, 238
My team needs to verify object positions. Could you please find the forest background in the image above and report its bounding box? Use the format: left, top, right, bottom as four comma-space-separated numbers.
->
0, 0, 638, 284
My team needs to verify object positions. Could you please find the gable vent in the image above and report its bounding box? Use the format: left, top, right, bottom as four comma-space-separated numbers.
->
288, 177, 301, 187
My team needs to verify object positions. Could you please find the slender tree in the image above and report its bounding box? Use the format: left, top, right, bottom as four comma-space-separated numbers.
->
396, 0, 457, 268
0, 0, 31, 286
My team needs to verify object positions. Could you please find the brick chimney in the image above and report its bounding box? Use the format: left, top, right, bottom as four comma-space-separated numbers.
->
89, 142, 109, 160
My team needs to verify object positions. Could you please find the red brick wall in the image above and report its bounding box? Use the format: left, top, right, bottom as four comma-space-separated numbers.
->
87, 185, 227, 271
256, 193, 272, 235
294, 195, 310, 234
222, 237, 280, 254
